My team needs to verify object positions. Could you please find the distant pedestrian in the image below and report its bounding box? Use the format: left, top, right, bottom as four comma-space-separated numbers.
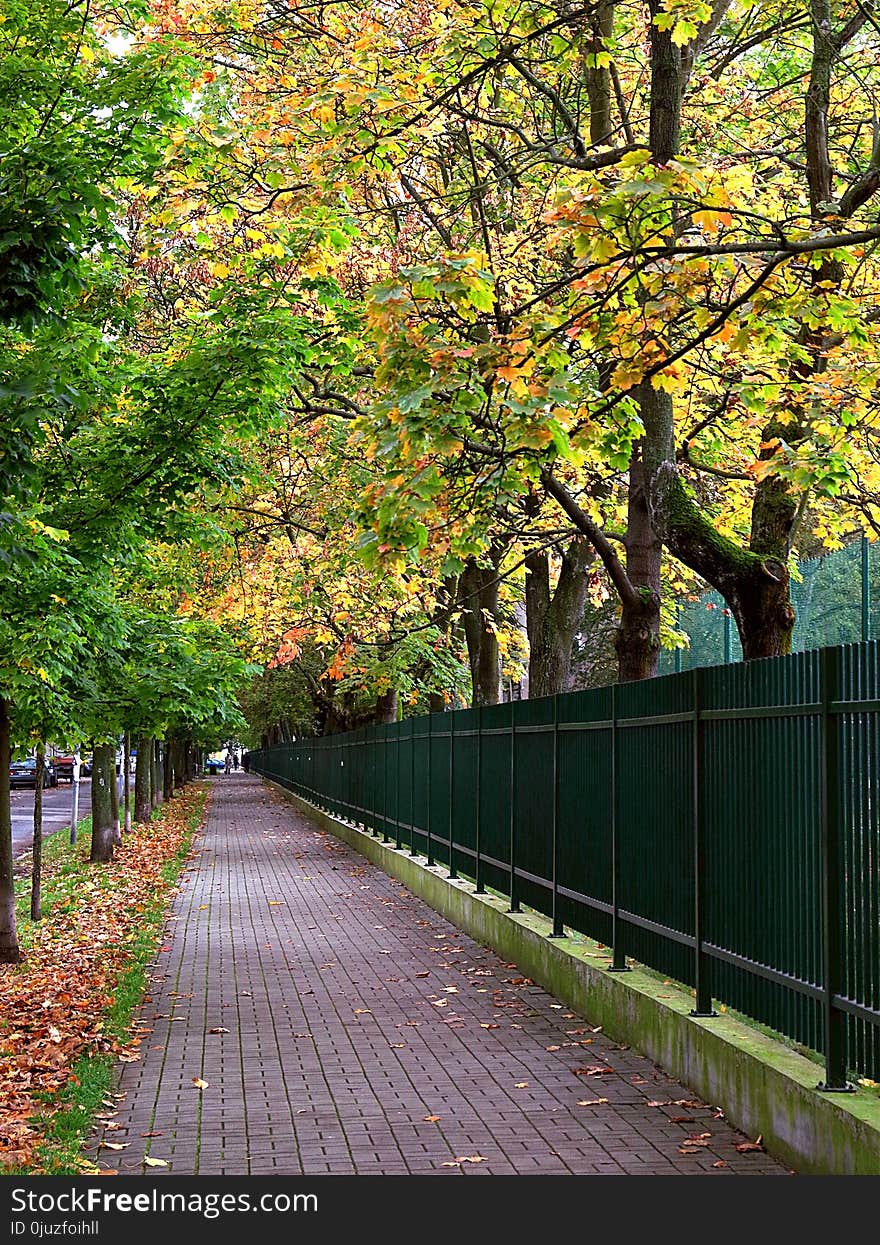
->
242, 751, 250, 773
224, 750, 232, 775
233, 751, 240, 770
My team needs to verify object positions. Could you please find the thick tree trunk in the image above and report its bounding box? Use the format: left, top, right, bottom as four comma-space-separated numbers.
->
428, 693, 446, 713
31, 742, 44, 921
375, 690, 398, 724
163, 736, 174, 800
90, 744, 117, 863
151, 740, 161, 808
634, 14, 797, 660
459, 551, 503, 707
640, 386, 796, 658
616, 442, 663, 681
584, 2, 615, 144
109, 750, 121, 845
525, 538, 593, 697
0, 698, 20, 963
173, 737, 186, 789
135, 735, 152, 823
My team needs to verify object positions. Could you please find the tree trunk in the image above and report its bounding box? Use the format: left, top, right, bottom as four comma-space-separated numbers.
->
89, 744, 116, 863
0, 698, 20, 962
634, 13, 797, 659
151, 740, 161, 808
375, 690, 398, 724
163, 735, 174, 800
173, 737, 186, 789
135, 734, 152, 823
584, 2, 615, 144
459, 550, 503, 707
428, 693, 446, 713
30, 741, 44, 921
525, 537, 593, 697
615, 441, 663, 681
109, 749, 121, 845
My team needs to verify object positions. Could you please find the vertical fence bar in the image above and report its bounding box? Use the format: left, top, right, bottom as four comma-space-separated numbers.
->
509, 702, 519, 913
551, 694, 563, 937
475, 705, 484, 894
395, 724, 402, 850
426, 716, 433, 865
819, 645, 851, 1090
862, 535, 870, 643
610, 683, 628, 971
410, 718, 417, 855
382, 730, 390, 843
723, 611, 732, 664
691, 666, 714, 1015
371, 736, 379, 836
448, 713, 457, 878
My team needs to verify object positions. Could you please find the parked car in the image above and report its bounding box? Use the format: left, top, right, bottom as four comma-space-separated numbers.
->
52, 754, 76, 781
9, 757, 58, 788
52, 753, 92, 781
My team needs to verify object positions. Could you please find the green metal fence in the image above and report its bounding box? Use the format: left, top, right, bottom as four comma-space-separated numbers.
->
251, 640, 880, 1089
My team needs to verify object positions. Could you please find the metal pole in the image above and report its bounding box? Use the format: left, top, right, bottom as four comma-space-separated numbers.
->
509, 703, 519, 913
448, 714, 457, 878
723, 609, 732, 664
691, 667, 715, 1015
69, 746, 81, 846
409, 720, 417, 855
426, 716, 433, 864
123, 732, 131, 837
551, 696, 563, 936
674, 648, 682, 674
610, 685, 628, 971
475, 706, 483, 893
818, 646, 852, 1091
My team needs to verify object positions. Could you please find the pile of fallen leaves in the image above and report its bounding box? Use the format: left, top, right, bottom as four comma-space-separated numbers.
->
0, 785, 208, 1172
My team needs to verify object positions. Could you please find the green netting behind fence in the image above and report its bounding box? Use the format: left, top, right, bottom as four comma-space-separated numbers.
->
659, 537, 878, 673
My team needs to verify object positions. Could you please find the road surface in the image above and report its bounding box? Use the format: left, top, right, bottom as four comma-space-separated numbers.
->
11, 779, 93, 857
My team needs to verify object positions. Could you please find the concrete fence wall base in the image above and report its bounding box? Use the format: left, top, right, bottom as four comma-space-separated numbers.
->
270, 783, 880, 1176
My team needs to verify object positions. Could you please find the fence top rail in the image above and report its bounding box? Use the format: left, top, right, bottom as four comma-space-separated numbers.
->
254, 639, 879, 750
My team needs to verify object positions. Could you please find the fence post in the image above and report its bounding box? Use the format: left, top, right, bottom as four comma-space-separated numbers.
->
426, 716, 434, 864
394, 724, 402, 850
723, 610, 732, 664
862, 534, 870, 643
691, 666, 715, 1016
551, 695, 564, 937
819, 646, 852, 1091
609, 683, 628, 971
409, 719, 417, 855
448, 713, 457, 878
509, 702, 520, 913
382, 728, 390, 843
475, 705, 484, 894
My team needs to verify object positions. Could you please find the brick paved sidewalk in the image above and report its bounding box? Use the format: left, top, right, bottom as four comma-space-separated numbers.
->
92, 775, 790, 1175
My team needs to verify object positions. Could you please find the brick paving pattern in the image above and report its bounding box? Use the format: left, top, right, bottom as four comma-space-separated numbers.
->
93, 775, 790, 1175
